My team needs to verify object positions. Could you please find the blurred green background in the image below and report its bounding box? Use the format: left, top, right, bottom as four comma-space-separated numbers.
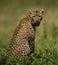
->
0, 0, 58, 54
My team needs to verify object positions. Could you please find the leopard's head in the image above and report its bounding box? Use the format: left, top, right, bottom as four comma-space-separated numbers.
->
29, 9, 44, 26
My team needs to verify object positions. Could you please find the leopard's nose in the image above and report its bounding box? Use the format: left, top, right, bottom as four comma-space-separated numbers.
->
36, 21, 39, 24
36, 21, 39, 23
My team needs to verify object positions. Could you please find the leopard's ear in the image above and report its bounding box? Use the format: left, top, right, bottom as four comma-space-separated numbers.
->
28, 9, 33, 14
40, 9, 44, 15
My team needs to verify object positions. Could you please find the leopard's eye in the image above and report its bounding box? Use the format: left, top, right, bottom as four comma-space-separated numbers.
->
33, 16, 35, 17
39, 15, 41, 17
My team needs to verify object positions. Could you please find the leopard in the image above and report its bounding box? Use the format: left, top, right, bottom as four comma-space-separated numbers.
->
7, 9, 44, 56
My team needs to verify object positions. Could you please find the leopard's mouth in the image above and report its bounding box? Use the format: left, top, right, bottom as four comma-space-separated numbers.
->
31, 21, 40, 26
35, 21, 40, 26
33, 21, 40, 26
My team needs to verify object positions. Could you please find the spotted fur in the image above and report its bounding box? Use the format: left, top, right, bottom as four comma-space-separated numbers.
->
7, 9, 44, 56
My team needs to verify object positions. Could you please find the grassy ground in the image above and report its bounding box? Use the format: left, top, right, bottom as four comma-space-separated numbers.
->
0, 0, 58, 65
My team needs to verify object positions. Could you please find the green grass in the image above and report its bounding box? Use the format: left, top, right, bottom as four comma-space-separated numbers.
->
0, 0, 58, 64
0, 42, 58, 65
